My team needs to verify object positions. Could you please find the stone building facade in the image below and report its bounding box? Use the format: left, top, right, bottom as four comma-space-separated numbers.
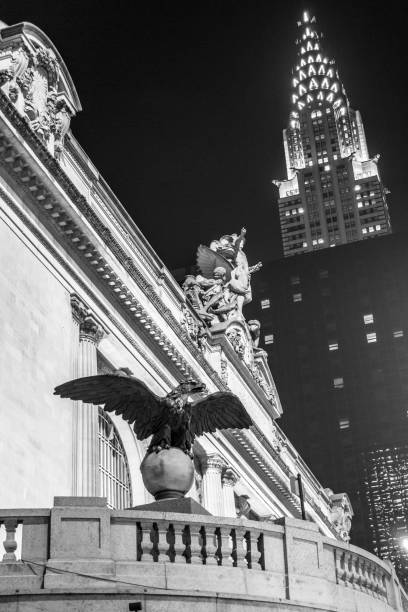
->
0, 18, 341, 533
2, 17, 406, 612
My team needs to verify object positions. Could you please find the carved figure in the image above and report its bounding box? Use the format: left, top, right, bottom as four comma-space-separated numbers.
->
190, 227, 262, 324
54, 371, 252, 457
248, 319, 261, 348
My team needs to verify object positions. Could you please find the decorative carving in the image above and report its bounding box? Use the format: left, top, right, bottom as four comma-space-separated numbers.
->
70, 293, 88, 324
269, 424, 284, 454
326, 490, 353, 542
248, 319, 261, 348
225, 321, 275, 401
220, 357, 228, 385
54, 100, 71, 160
0, 68, 13, 86
222, 467, 240, 487
203, 454, 226, 474
0, 33, 72, 158
79, 315, 105, 345
35, 47, 58, 84
181, 303, 206, 349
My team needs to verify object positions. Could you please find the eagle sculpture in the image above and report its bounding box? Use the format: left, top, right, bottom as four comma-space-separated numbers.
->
54, 371, 252, 456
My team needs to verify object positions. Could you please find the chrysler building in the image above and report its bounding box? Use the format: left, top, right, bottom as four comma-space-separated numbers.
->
274, 11, 391, 257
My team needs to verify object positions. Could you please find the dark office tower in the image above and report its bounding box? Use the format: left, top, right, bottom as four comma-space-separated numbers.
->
248, 232, 408, 585
274, 11, 391, 257
361, 446, 408, 582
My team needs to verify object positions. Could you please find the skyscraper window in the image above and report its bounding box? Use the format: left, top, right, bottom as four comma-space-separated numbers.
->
293, 293, 302, 302
333, 377, 344, 389
366, 332, 377, 343
261, 299, 270, 309
364, 314, 374, 324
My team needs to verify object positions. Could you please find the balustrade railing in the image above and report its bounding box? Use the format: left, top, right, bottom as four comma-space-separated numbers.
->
1, 504, 407, 611
335, 548, 388, 601
122, 518, 265, 568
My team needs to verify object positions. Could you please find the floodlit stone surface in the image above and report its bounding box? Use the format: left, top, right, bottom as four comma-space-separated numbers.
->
0, 217, 73, 509
0, 498, 407, 610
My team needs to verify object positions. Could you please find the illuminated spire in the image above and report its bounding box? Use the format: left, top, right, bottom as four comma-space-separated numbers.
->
292, 11, 347, 113
272, 11, 392, 257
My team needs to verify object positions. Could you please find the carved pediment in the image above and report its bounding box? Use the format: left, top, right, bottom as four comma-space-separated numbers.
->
0, 22, 81, 160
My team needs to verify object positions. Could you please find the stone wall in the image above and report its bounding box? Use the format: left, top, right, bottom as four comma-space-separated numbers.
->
0, 211, 73, 508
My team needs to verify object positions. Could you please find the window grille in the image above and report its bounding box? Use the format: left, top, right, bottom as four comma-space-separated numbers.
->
98, 408, 132, 509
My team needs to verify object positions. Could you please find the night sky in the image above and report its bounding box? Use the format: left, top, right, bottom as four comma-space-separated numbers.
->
2, 1, 408, 270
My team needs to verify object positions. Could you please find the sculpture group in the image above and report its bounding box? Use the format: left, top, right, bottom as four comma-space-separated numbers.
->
183, 227, 262, 326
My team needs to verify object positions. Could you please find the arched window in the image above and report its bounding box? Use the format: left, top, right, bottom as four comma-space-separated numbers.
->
98, 408, 132, 509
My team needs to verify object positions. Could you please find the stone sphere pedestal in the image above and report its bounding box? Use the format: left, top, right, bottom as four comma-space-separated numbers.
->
140, 447, 194, 500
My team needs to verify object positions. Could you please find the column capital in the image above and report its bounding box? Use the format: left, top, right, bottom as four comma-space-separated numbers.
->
79, 314, 106, 345
202, 453, 226, 474
222, 467, 240, 487
70, 293, 88, 324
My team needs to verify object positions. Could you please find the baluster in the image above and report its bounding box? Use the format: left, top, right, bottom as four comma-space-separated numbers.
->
336, 549, 345, 584
217, 526, 233, 566
233, 527, 247, 568
172, 523, 187, 564
204, 526, 218, 566
188, 523, 204, 565
360, 559, 368, 591
381, 573, 387, 600
155, 521, 169, 563
2, 519, 18, 562
244, 530, 261, 570
257, 533, 265, 571
355, 556, 361, 589
347, 553, 354, 585
139, 521, 154, 563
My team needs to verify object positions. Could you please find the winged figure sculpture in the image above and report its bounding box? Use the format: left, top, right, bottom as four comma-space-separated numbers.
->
54, 371, 252, 457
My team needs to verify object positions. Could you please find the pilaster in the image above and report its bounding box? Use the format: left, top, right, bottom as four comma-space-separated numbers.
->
70, 294, 106, 497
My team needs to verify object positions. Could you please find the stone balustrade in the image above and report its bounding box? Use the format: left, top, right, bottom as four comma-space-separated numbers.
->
0, 497, 406, 611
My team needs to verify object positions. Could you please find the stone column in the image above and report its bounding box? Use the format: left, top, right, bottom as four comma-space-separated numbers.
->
222, 468, 240, 518
70, 295, 106, 496
201, 454, 225, 516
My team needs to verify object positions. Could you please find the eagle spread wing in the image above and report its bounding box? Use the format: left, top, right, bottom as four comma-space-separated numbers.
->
196, 245, 233, 280
54, 374, 166, 440
190, 392, 252, 438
